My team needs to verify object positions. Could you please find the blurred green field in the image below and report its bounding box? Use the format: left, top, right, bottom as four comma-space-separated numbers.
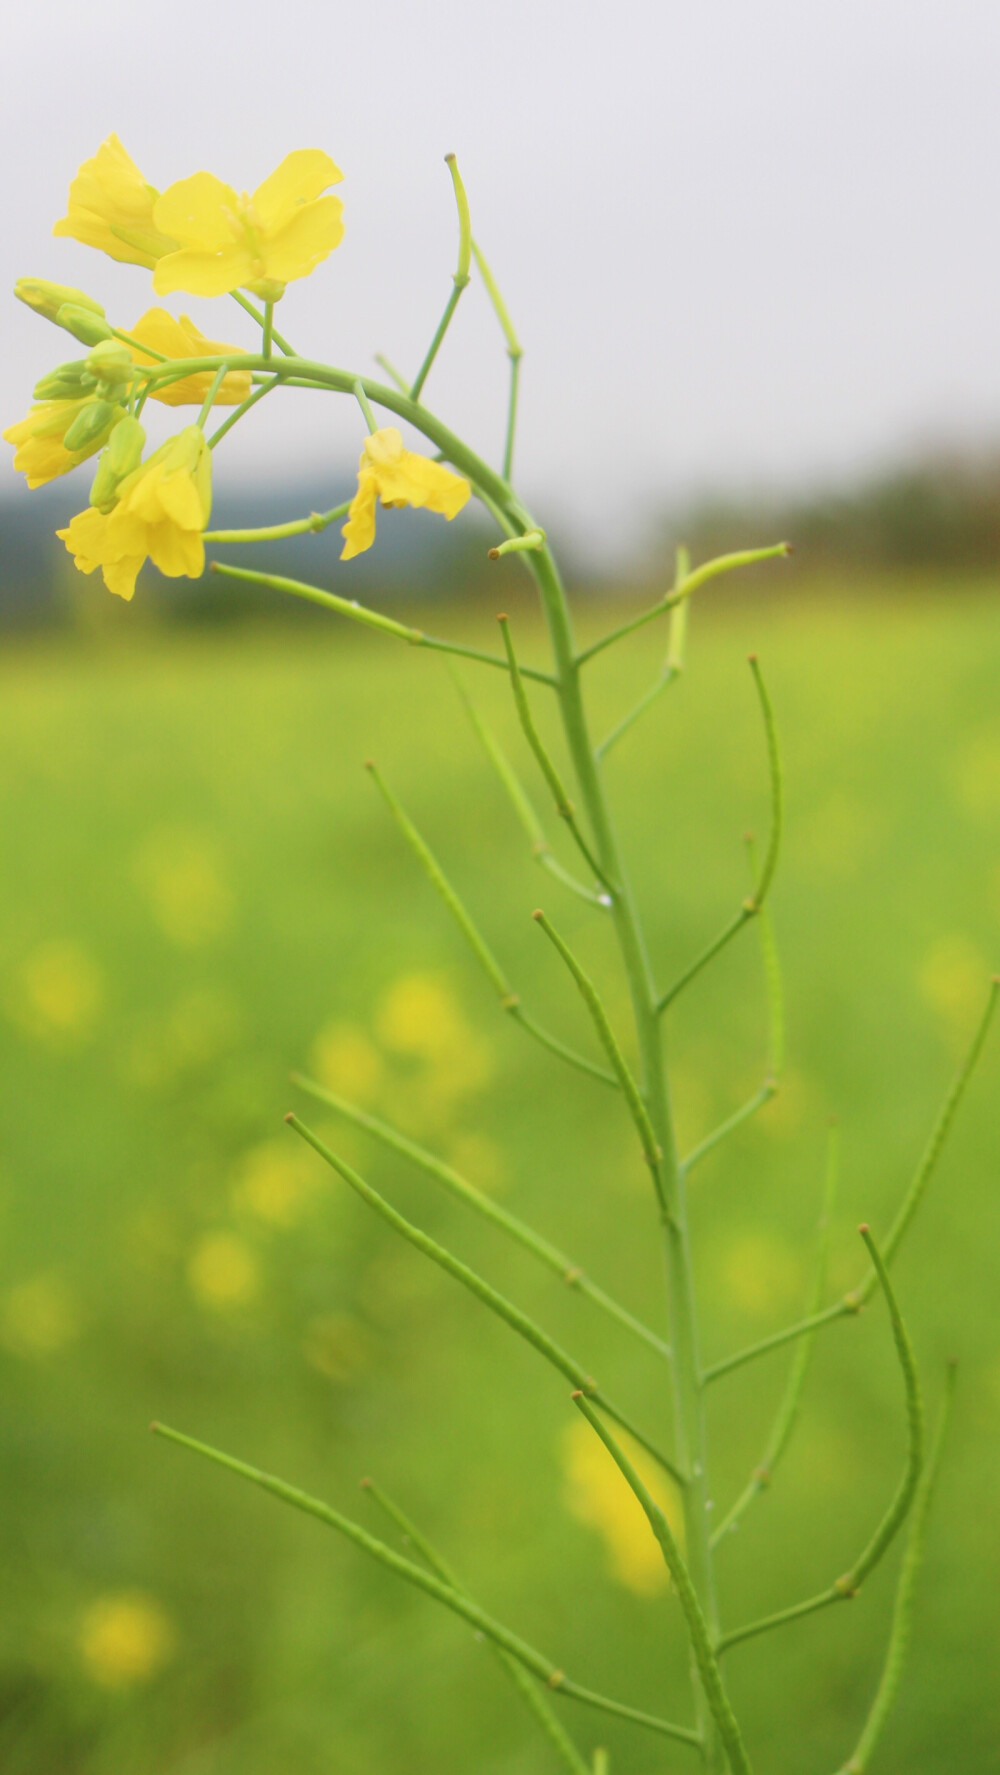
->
1, 579, 998, 1775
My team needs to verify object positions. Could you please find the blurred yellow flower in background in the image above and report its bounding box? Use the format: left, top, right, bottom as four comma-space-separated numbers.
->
127, 309, 252, 407
187, 1231, 259, 1309
919, 932, 991, 1044
374, 971, 493, 1133
79, 1591, 175, 1688
1, 1273, 81, 1357
232, 1139, 319, 1228
341, 428, 470, 560
562, 1418, 683, 1596
716, 1230, 803, 1319
8, 939, 104, 1047
151, 150, 344, 300
133, 827, 233, 948
54, 135, 177, 269
58, 424, 212, 601
309, 1020, 384, 1105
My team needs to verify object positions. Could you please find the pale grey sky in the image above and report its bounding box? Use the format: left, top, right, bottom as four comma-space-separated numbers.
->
4, 0, 1000, 557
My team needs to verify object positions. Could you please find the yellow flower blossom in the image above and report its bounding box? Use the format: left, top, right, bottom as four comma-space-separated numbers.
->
127, 308, 252, 407
341, 428, 470, 560
53, 134, 177, 269
151, 149, 344, 300
79, 1592, 175, 1688
57, 424, 211, 601
4, 396, 117, 487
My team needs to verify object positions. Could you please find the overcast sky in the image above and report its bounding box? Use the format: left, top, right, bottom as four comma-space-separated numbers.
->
4, 0, 1000, 557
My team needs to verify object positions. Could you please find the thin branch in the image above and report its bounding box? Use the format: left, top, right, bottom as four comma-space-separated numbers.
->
448, 666, 607, 908
703, 1301, 852, 1386
531, 910, 669, 1219
657, 654, 783, 1015
152, 1422, 694, 1745
366, 762, 617, 1088
576, 544, 791, 668
498, 616, 613, 893
717, 1225, 924, 1656
595, 550, 690, 761
834, 1364, 957, 1774
410, 154, 472, 402
681, 1082, 778, 1179
362, 1479, 592, 1775
572, 1396, 749, 1775
851, 976, 999, 1307
471, 238, 524, 482
208, 564, 555, 684
293, 1074, 671, 1361
712, 1124, 839, 1548
287, 1115, 685, 1487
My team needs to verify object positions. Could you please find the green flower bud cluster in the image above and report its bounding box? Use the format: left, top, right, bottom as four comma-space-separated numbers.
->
14, 277, 114, 345
89, 413, 145, 511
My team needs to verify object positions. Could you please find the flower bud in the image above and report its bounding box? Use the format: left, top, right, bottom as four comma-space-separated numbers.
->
89, 414, 146, 512
62, 398, 119, 453
55, 304, 115, 346
15, 278, 105, 323
83, 340, 133, 388
33, 359, 90, 401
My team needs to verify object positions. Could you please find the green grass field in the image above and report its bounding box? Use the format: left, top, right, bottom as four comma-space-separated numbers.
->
1, 579, 998, 1774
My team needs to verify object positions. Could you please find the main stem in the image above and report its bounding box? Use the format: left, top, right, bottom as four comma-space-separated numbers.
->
528, 549, 723, 1771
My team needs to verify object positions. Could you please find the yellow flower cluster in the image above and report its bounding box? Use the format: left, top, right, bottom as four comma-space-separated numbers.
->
7, 134, 472, 597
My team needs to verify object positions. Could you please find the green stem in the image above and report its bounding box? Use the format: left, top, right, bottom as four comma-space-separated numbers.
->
573, 1397, 751, 1775
681, 1081, 778, 1178
472, 238, 524, 480
262, 301, 274, 360
207, 375, 282, 449
576, 545, 791, 667
362, 1479, 592, 1775
204, 502, 350, 544
110, 325, 168, 361
717, 1226, 924, 1657
498, 616, 611, 889
286, 1115, 684, 1486
208, 565, 554, 683
703, 1301, 854, 1386
835, 1364, 956, 1774
196, 364, 229, 430
152, 1422, 693, 1746
293, 1075, 671, 1360
448, 667, 607, 908
230, 290, 295, 355
374, 353, 410, 393
353, 377, 377, 433
522, 541, 725, 1770
595, 552, 689, 760
711, 1124, 839, 1549
409, 153, 472, 402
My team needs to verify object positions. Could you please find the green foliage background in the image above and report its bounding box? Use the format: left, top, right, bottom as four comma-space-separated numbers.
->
1, 582, 997, 1773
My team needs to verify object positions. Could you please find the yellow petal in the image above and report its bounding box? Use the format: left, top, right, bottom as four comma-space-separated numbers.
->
102, 554, 144, 600
152, 244, 256, 299
153, 172, 239, 251
147, 521, 204, 578
398, 452, 471, 520
341, 473, 378, 560
262, 196, 345, 284
53, 135, 167, 268
126, 309, 251, 408
252, 150, 343, 233
57, 506, 113, 574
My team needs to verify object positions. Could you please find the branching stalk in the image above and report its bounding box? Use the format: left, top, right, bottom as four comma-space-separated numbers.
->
833, 1364, 957, 1774
293, 1074, 670, 1359
716, 1226, 923, 1656
362, 1478, 592, 1775
286, 1115, 684, 1486
152, 1422, 695, 1745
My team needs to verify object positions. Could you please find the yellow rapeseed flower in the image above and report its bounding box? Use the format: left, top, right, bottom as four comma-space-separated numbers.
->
4, 396, 117, 488
127, 308, 252, 407
151, 149, 344, 300
57, 424, 211, 601
341, 428, 470, 560
53, 135, 177, 269
79, 1592, 175, 1688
